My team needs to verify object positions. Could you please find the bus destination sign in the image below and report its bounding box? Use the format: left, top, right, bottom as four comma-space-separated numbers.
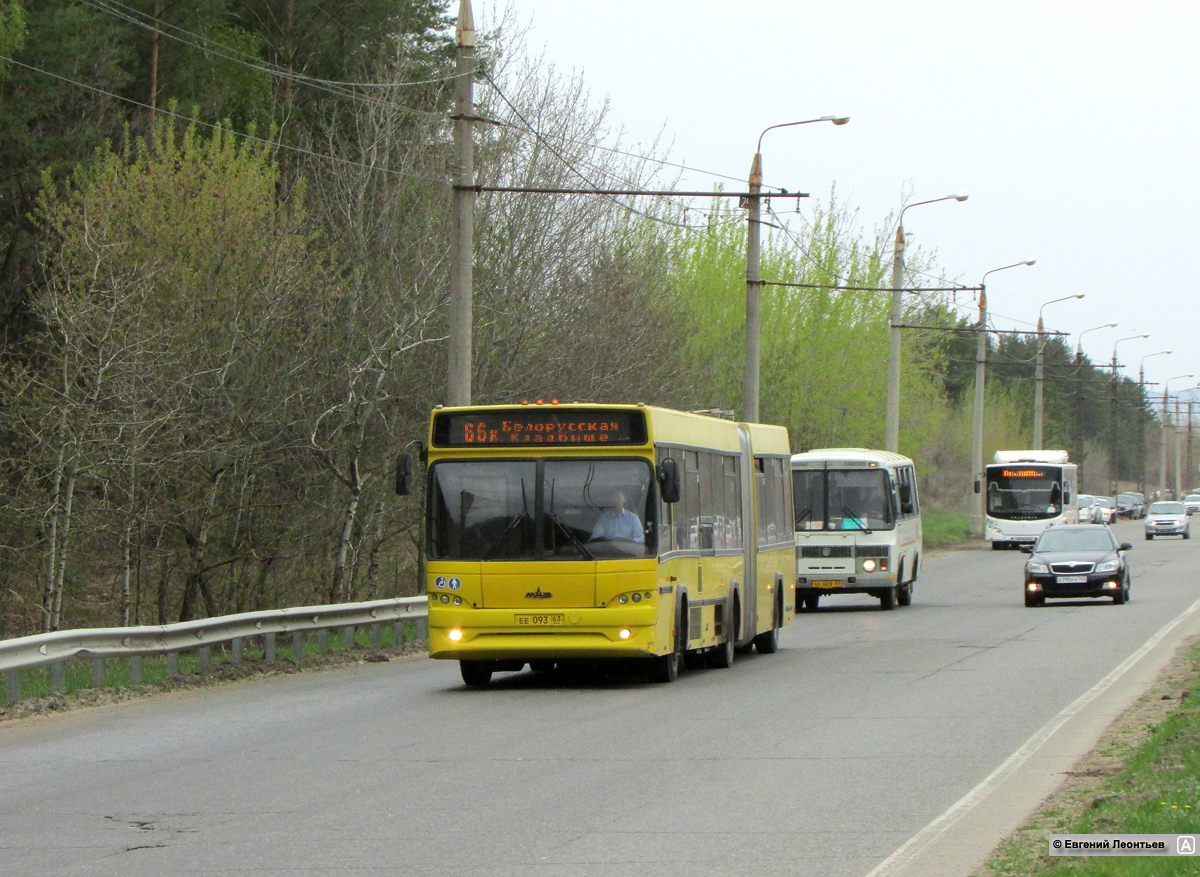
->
433, 409, 647, 447
1001, 467, 1054, 478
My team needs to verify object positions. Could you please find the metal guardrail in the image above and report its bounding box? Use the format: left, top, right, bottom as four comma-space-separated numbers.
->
1, 596, 428, 704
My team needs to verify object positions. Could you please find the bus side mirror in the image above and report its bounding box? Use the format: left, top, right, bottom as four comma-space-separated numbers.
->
973, 478, 981, 495
395, 453, 414, 496
658, 458, 680, 504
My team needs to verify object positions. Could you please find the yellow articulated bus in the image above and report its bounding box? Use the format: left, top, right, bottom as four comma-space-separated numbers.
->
413, 403, 795, 686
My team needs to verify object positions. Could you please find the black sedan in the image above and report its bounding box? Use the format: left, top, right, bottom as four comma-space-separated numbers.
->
1020, 525, 1132, 607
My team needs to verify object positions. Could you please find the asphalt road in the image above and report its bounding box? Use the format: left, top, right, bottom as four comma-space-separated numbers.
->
1, 519, 1197, 877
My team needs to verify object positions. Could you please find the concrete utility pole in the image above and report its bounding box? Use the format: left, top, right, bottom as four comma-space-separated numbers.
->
1161, 393, 1170, 499
1137, 349, 1171, 492
969, 286, 988, 537
1032, 293, 1084, 449
742, 115, 847, 423
446, 0, 476, 407
886, 193, 968, 452
1176, 396, 1185, 499
743, 152, 763, 423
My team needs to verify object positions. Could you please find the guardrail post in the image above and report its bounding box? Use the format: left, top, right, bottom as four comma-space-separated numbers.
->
198, 647, 211, 671
370, 623, 381, 648
265, 633, 276, 663
130, 656, 143, 684
51, 662, 66, 691
416, 617, 428, 643
91, 658, 105, 688
342, 625, 356, 651
167, 652, 179, 677
6, 670, 19, 704
317, 630, 328, 654
292, 631, 304, 664
232, 638, 243, 663
394, 620, 407, 646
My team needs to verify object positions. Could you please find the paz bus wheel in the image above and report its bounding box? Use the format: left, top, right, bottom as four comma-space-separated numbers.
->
879, 587, 897, 611
460, 660, 493, 687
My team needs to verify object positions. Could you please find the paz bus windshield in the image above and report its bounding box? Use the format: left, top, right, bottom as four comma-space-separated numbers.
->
428, 458, 655, 560
793, 468, 894, 531
986, 465, 1063, 519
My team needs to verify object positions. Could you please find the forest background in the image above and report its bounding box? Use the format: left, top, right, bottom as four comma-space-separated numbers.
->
0, 0, 1154, 636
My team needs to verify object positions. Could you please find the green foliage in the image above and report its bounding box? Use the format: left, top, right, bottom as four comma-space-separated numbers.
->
0, 0, 26, 79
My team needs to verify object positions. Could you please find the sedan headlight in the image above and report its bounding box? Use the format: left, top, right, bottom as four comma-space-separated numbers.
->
1027, 561, 1049, 574
1095, 559, 1120, 573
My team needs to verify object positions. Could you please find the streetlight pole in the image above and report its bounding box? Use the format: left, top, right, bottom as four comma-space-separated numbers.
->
886, 192, 969, 451
1032, 292, 1085, 449
969, 259, 1035, 537
1073, 322, 1117, 490
1110, 333, 1150, 499
743, 114, 848, 423
1138, 349, 1172, 493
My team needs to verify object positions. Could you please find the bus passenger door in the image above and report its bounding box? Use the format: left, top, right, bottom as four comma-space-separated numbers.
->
738, 425, 757, 646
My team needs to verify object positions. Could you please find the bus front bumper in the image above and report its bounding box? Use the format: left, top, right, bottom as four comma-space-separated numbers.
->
428, 605, 663, 660
795, 572, 897, 599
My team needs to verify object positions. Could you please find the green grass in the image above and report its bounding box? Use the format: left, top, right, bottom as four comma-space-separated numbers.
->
923, 508, 973, 548
979, 643, 1200, 876
2, 620, 422, 706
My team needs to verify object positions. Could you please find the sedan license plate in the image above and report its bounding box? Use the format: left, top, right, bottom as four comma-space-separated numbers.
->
1056, 575, 1088, 584
515, 613, 564, 626
812, 580, 843, 589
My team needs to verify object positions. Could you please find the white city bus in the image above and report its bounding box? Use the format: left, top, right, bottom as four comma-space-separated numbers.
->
983, 450, 1079, 549
791, 449, 922, 611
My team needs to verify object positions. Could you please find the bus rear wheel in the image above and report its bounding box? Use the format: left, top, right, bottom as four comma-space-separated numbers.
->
801, 595, 819, 612
752, 592, 781, 653
460, 660, 493, 687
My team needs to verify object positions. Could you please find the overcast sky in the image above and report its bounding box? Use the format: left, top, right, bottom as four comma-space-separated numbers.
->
478, 0, 1199, 402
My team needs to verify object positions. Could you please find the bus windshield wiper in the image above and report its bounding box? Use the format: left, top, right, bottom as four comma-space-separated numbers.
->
841, 505, 872, 534
796, 506, 813, 526
483, 513, 528, 560
550, 513, 595, 560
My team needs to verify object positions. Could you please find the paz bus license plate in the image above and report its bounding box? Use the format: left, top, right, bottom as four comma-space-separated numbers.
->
812, 580, 842, 588
1056, 575, 1088, 584
515, 614, 564, 626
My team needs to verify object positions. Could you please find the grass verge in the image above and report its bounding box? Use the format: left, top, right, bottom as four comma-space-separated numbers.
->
976, 638, 1200, 876
923, 508, 973, 548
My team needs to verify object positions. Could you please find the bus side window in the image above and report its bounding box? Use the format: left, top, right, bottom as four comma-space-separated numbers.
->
722, 454, 741, 550
684, 450, 701, 550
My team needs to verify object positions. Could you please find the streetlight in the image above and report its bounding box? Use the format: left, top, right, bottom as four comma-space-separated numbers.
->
743, 114, 849, 423
1138, 349, 1172, 492
1109, 333, 1150, 498
1033, 292, 1085, 449
1072, 322, 1117, 491
885, 192, 969, 451
1163, 373, 1195, 499
968, 258, 1036, 537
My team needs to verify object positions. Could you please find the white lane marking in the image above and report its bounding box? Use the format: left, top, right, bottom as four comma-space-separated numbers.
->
864, 594, 1200, 877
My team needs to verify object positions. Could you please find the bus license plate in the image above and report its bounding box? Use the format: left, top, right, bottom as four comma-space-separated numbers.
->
812, 580, 842, 588
515, 613, 564, 626
1056, 575, 1088, 584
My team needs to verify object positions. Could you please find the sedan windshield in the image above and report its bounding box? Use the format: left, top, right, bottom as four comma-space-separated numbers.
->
1149, 502, 1186, 515
428, 458, 655, 560
1035, 528, 1116, 553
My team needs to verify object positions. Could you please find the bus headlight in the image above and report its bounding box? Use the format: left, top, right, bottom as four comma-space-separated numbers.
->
618, 595, 628, 604
631, 593, 641, 603
862, 559, 876, 572
619, 629, 631, 639
448, 629, 463, 641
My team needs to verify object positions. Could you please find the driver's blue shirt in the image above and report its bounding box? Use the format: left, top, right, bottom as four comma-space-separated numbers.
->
590, 509, 643, 542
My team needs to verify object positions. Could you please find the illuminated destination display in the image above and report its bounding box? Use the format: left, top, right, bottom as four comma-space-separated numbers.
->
433, 409, 647, 447
1001, 467, 1055, 478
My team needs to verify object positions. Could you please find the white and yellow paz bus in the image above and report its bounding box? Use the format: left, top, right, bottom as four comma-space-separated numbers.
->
415, 403, 795, 685
791, 448, 922, 611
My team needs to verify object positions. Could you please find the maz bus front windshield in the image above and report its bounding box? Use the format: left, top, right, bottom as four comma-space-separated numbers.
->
428, 458, 655, 560
793, 468, 894, 531
987, 466, 1063, 519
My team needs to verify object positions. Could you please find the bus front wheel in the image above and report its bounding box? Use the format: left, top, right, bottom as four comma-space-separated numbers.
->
879, 587, 897, 610
651, 600, 686, 683
460, 660, 493, 687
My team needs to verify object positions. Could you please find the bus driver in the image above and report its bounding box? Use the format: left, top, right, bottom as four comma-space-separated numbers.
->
590, 490, 644, 543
